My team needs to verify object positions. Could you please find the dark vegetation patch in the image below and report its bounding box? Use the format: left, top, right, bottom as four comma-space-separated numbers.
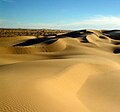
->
0, 28, 70, 37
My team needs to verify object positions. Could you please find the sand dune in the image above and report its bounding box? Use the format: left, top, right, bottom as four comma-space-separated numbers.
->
0, 29, 120, 112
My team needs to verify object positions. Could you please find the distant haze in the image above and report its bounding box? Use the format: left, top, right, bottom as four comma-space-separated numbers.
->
0, 0, 120, 29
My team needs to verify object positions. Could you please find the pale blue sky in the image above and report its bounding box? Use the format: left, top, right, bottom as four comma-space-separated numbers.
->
0, 0, 120, 29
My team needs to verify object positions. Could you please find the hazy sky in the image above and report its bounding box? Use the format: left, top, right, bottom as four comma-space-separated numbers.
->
1, 0, 120, 29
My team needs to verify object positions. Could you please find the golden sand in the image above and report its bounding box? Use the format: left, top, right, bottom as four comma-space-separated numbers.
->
0, 29, 120, 112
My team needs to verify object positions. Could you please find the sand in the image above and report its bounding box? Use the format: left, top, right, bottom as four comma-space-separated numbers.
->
0, 29, 120, 112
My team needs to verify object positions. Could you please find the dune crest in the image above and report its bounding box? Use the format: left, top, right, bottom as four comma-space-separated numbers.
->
0, 29, 120, 112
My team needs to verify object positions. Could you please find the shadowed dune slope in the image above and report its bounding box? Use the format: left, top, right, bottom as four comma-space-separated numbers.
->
0, 29, 120, 112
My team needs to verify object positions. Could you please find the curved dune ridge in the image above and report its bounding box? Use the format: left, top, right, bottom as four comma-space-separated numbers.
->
0, 29, 120, 112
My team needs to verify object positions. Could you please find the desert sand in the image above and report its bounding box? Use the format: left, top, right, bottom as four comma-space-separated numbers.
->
0, 29, 120, 112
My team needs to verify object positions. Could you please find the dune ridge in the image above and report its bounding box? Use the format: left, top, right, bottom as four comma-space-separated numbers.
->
0, 29, 120, 112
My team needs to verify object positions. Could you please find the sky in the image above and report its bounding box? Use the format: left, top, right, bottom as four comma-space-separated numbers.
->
0, 0, 120, 30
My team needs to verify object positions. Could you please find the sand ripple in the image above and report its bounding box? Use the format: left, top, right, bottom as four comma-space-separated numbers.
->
0, 29, 120, 112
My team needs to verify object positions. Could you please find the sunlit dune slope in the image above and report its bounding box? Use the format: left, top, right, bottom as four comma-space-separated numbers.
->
0, 29, 120, 112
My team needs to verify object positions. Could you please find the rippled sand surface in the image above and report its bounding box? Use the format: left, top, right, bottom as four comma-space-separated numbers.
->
0, 29, 120, 112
